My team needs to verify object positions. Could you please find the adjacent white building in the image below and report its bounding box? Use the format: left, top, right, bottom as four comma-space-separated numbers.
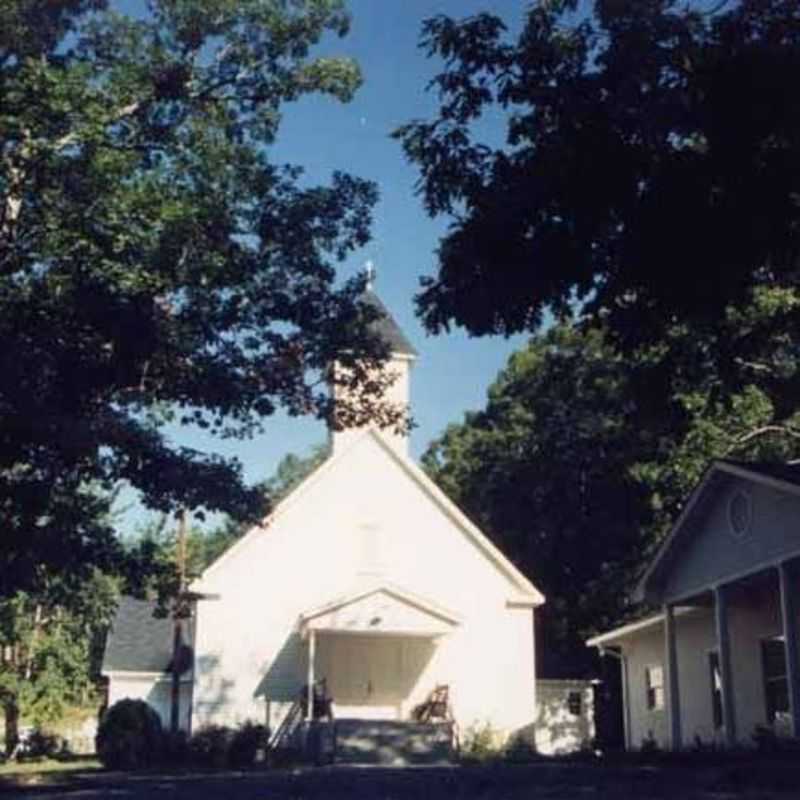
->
103, 290, 547, 749
588, 460, 800, 750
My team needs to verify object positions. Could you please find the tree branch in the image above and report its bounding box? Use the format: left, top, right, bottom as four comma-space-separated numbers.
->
50, 100, 144, 154
726, 424, 800, 453
733, 357, 775, 374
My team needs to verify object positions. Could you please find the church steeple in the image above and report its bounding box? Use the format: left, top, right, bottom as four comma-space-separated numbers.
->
330, 267, 417, 456
359, 289, 417, 360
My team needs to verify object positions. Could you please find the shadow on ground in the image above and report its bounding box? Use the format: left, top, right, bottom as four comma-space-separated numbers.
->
3, 761, 800, 800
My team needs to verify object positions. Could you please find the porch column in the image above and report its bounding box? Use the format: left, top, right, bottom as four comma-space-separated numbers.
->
620, 651, 631, 750
306, 628, 316, 722
664, 604, 682, 749
713, 584, 737, 746
778, 560, 800, 737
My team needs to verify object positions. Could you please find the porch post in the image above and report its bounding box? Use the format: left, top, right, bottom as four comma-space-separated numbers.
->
306, 628, 316, 722
778, 560, 800, 737
620, 651, 631, 750
664, 604, 682, 749
713, 584, 737, 746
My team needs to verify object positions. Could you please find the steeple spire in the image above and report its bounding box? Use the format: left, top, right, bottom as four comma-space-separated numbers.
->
360, 288, 417, 358
365, 260, 376, 291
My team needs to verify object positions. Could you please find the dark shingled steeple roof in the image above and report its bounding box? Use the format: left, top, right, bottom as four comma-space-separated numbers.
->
362, 289, 418, 358
102, 597, 193, 674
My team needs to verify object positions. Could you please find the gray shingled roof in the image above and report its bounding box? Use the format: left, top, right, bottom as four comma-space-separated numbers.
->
102, 597, 193, 674
362, 290, 418, 357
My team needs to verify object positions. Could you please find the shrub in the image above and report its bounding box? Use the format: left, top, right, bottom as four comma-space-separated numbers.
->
267, 745, 304, 769
504, 735, 538, 764
460, 721, 503, 763
228, 722, 268, 768
95, 699, 163, 770
640, 731, 660, 754
188, 725, 233, 768
162, 730, 189, 765
186, 722, 268, 768
752, 725, 800, 755
22, 729, 62, 759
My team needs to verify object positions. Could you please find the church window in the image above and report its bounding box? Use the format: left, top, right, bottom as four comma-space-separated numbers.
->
567, 690, 582, 716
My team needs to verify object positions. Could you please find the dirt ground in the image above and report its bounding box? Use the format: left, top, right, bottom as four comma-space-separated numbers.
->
1, 762, 797, 800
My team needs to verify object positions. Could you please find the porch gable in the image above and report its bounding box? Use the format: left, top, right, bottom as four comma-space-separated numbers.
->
637, 461, 800, 605
300, 584, 460, 637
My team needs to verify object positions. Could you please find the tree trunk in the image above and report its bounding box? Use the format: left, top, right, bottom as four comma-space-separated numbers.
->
4, 697, 20, 758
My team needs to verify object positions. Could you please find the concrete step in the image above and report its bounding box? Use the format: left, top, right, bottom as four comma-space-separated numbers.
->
333, 718, 454, 766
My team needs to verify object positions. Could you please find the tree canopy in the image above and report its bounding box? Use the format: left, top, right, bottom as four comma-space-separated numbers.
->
0, 570, 119, 754
423, 325, 647, 674
1, 0, 395, 596
397, 0, 800, 345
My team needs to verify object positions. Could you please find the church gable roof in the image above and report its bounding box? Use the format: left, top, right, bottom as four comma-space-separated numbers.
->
369, 431, 544, 604
196, 429, 544, 606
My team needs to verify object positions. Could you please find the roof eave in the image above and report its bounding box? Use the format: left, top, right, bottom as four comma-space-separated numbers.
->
586, 607, 697, 649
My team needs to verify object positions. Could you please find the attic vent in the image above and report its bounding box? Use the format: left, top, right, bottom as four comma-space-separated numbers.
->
728, 490, 752, 540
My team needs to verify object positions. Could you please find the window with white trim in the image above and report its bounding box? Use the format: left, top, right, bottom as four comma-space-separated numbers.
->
762, 636, 789, 724
645, 665, 664, 711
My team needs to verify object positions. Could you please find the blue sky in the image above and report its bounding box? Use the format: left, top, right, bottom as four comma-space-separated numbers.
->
121, 1, 531, 532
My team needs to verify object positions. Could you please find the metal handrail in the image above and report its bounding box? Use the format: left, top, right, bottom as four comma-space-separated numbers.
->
268, 695, 303, 749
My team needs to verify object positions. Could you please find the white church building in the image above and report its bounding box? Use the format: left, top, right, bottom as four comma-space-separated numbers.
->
103, 289, 560, 758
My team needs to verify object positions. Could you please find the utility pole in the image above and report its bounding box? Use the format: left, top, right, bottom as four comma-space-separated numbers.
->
170, 508, 188, 735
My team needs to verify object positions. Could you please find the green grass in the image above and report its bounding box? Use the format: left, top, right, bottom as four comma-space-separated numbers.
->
0, 757, 101, 787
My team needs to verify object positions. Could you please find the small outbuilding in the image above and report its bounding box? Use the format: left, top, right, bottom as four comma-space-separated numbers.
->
102, 596, 194, 731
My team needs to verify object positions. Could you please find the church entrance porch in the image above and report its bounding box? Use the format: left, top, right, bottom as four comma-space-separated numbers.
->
298, 583, 460, 723
315, 633, 435, 720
